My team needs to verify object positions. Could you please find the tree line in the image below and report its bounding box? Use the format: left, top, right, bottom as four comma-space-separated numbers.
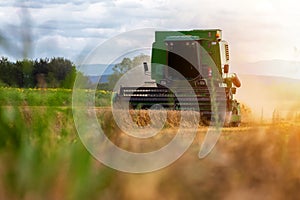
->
0, 54, 150, 90
0, 57, 81, 88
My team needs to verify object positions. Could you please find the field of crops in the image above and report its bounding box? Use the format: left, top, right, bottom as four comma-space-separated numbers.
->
1, 87, 300, 199
0, 87, 112, 107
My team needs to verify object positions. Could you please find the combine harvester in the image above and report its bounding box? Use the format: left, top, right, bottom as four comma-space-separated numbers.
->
115, 29, 241, 127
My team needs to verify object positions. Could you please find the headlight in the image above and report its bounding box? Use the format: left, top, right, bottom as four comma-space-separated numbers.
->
199, 80, 206, 86
160, 80, 167, 85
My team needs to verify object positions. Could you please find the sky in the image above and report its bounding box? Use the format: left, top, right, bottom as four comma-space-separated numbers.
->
0, 0, 300, 78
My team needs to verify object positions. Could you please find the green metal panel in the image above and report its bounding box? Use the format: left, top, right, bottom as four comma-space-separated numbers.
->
151, 29, 223, 82
151, 42, 167, 80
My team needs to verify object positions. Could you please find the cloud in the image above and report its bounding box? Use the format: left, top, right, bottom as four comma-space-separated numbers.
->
33, 34, 93, 59
0, 0, 299, 73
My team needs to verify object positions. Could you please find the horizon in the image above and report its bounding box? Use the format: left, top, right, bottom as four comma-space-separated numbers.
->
81, 60, 300, 81
1, 1, 299, 75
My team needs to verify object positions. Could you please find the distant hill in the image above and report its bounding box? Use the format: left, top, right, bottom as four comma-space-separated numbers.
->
77, 64, 114, 76
83, 64, 152, 84
76, 64, 115, 83
88, 75, 110, 83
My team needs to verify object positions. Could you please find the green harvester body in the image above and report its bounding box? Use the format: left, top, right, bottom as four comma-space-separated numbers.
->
117, 29, 242, 126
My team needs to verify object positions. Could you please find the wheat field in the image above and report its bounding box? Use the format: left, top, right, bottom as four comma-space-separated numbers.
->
1, 85, 300, 199
93, 107, 300, 200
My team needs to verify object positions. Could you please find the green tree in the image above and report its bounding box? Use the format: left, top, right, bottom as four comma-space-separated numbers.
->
61, 67, 76, 88
15, 59, 34, 87
0, 57, 89, 89
33, 58, 49, 88
48, 57, 74, 80
48, 57, 76, 88
0, 57, 19, 87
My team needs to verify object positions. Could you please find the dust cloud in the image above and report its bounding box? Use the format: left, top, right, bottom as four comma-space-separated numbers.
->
236, 74, 300, 122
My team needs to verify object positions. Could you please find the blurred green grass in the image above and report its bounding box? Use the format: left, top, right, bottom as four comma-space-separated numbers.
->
0, 87, 112, 107
2, 87, 300, 199
0, 88, 114, 199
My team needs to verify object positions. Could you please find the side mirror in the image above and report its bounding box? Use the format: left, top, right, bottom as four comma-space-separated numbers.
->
224, 64, 229, 74
231, 87, 236, 94
143, 62, 149, 73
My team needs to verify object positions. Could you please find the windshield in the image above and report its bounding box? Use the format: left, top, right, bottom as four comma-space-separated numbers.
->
166, 40, 200, 80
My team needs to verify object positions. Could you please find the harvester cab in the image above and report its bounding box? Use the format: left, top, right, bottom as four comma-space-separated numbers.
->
117, 29, 241, 126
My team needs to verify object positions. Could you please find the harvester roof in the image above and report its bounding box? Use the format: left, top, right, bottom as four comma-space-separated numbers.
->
155, 29, 222, 42
165, 35, 200, 41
